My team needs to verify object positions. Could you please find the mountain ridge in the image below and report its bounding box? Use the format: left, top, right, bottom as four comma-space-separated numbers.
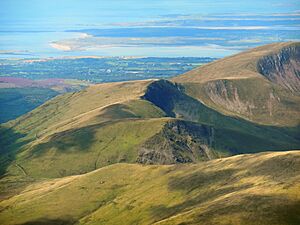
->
0, 42, 300, 225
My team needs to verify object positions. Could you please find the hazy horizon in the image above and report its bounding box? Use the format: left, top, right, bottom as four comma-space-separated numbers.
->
1, 0, 300, 58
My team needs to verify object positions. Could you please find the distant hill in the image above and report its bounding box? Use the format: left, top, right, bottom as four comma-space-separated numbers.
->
0, 77, 91, 123
0, 87, 58, 123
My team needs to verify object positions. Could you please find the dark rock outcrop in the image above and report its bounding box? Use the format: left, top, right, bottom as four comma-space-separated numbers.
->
136, 120, 217, 164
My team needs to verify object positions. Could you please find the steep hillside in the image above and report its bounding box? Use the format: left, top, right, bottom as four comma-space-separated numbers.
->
0, 80, 169, 177
0, 151, 299, 225
3, 79, 154, 138
143, 80, 300, 153
172, 42, 300, 126
1, 79, 299, 179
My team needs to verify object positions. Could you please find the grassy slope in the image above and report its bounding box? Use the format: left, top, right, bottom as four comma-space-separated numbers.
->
3, 79, 154, 139
9, 118, 168, 178
1, 79, 299, 179
0, 80, 155, 154
173, 42, 297, 84
172, 42, 300, 126
0, 151, 299, 225
0, 79, 169, 177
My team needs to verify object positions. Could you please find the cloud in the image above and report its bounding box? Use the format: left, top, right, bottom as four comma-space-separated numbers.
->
271, 3, 298, 7
49, 43, 73, 51
0, 50, 33, 56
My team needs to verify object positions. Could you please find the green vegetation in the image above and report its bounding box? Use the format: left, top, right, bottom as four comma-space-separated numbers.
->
1, 79, 299, 180
0, 151, 299, 225
12, 119, 168, 178
0, 77, 91, 123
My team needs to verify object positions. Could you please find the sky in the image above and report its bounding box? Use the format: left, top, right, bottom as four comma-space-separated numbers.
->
0, 0, 299, 58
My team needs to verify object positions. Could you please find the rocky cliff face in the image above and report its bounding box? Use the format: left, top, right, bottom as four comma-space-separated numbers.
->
257, 44, 300, 92
136, 120, 217, 164
203, 79, 255, 117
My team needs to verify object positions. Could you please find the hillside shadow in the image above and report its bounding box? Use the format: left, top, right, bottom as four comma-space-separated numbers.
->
151, 166, 300, 224
150, 168, 253, 221
249, 152, 300, 183
30, 121, 116, 157
168, 168, 237, 193
18, 218, 75, 225
143, 79, 184, 117
195, 194, 300, 225
31, 125, 98, 157
0, 126, 33, 176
